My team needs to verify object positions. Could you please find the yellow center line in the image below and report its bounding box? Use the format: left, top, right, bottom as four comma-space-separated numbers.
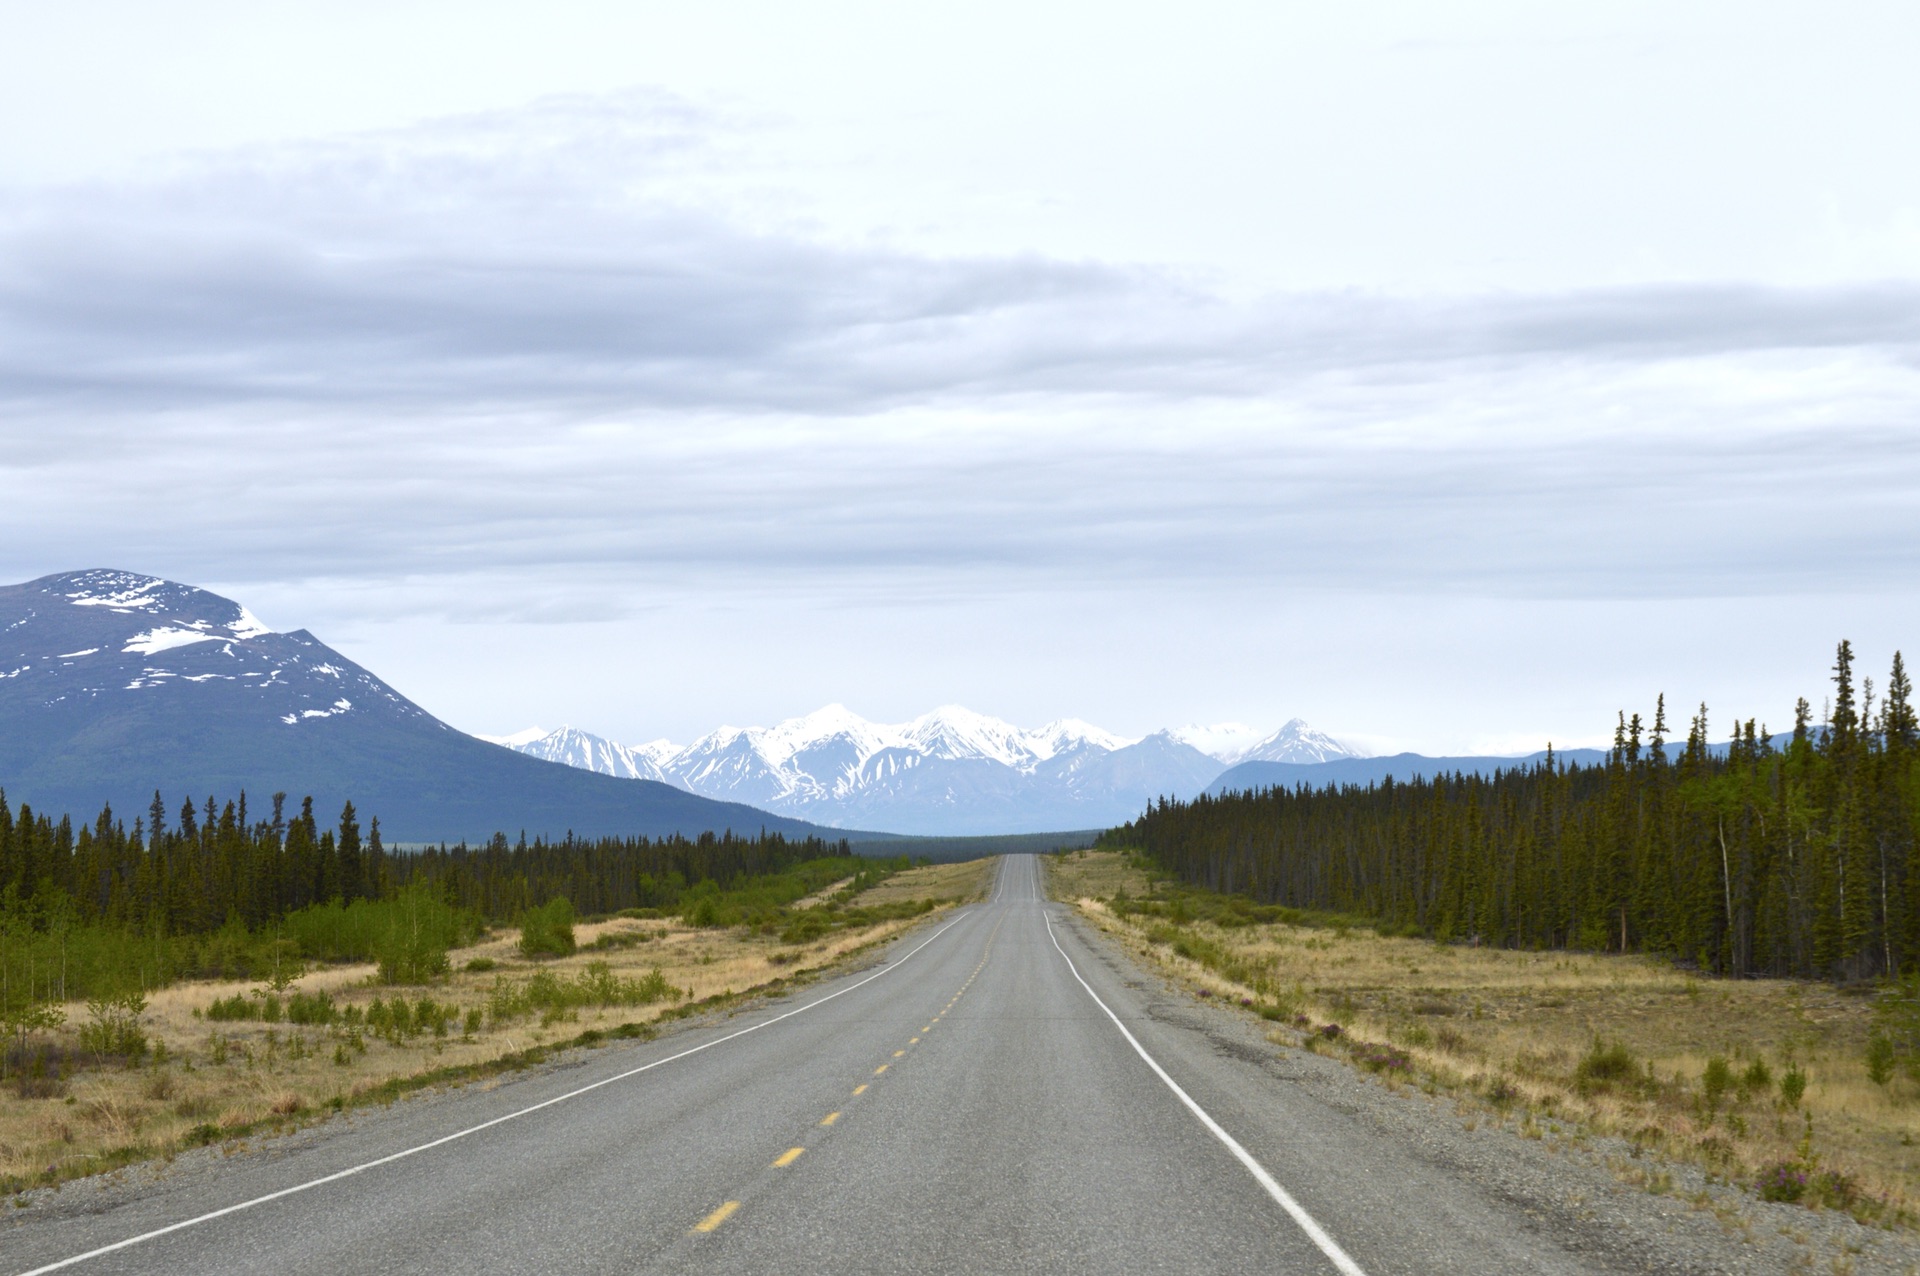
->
893, 1049, 905, 1058
693, 1201, 740, 1233
874, 1064, 889, 1075
773, 1147, 805, 1168
820, 1111, 840, 1126
853, 1084, 868, 1095
910, 1037, 920, 1044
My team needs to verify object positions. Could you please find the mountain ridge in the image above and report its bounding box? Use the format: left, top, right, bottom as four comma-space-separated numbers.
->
488, 709, 1368, 835
0, 570, 859, 843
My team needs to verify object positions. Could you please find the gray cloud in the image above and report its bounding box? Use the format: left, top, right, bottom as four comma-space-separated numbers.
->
3, 89, 1920, 632
4, 91, 1919, 423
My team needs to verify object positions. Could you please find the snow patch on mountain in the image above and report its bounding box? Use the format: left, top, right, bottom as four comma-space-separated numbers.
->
124, 626, 223, 655
1170, 722, 1268, 761
64, 573, 168, 611
1236, 718, 1358, 764
494, 724, 676, 782
479, 726, 552, 748
488, 707, 1361, 833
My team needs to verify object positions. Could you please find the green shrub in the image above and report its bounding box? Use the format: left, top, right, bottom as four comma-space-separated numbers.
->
519, 897, 577, 958
1574, 1039, 1640, 1093
464, 957, 497, 973
286, 990, 336, 1025
486, 962, 680, 1025
1702, 1055, 1733, 1109
366, 995, 456, 1042
280, 887, 476, 981
205, 990, 314, 1024
1739, 1058, 1773, 1099
1757, 1161, 1807, 1202
1867, 1033, 1896, 1087
205, 994, 255, 1022
1780, 1062, 1808, 1107
780, 911, 834, 945
372, 887, 463, 984
78, 992, 148, 1062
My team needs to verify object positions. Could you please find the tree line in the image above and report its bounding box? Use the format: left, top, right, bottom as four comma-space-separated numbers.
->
0, 785, 855, 1008
0, 788, 854, 935
1107, 642, 1918, 981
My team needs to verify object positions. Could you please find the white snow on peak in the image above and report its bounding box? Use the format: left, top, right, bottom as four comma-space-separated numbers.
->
228, 606, 271, 641
123, 626, 222, 656
486, 705, 1362, 826
496, 725, 678, 782
478, 726, 551, 747
57, 648, 101, 659
631, 738, 682, 767
281, 698, 353, 725
755, 703, 903, 766
1026, 718, 1136, 759
65, 574, 167, 611
60, 573, 273, 643
1235, 718, 1363, 764
1170, 722, 1269, 762
901, 704, 1039, 766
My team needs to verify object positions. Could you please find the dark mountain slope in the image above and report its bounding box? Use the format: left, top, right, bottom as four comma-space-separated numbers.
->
0, 570, 855, 843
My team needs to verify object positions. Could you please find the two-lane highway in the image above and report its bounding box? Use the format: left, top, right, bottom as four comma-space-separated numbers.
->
7, 857, 1611, 1274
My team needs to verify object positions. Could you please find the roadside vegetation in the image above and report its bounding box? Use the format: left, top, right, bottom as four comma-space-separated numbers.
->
1119, 642, 1919, 986
0, 851, 991, 1196
1049, 847, 1920, 1231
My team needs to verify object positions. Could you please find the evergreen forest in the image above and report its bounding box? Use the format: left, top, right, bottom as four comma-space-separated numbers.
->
0, 784, 860, 1012
1108, 642, 1919, 982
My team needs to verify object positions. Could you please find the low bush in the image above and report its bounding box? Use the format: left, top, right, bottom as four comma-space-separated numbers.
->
1574, 1039, 1640, 1093
486, 962, 681, 1025
1353, 1042, 1412, 1074
367, 995, 456, 1042
206, 993, 264, 1022
1867, 1033, 1896, 1087
281, 886, 478, 978
1702, 1055, 1734, 1109
1757, 1161, 1807, 1202
519, 897, 577, 958
1780, 1062, 1808, 1107
78, 991, 148, 1062
287, 990, 336, 1025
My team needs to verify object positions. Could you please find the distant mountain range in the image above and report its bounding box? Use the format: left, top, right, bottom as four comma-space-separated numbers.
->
0, 569, 1604, 845
0, 571, 850, 844
1203, 748, 1611, 797
485, 710, 1365, 836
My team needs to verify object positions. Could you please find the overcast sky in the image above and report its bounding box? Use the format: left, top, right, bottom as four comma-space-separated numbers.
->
4, 1, 1919, 753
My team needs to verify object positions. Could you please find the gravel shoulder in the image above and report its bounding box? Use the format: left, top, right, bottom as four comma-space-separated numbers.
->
1063, 905, 1920, 1276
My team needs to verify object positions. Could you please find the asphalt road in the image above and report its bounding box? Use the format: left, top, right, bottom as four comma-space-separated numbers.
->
8, 856, 1623, 1275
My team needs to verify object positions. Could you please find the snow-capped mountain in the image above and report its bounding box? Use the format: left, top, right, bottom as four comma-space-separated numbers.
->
1170, 718, 1355, 765
0, 569, 433, 733
478, 725, 677, 782
1232, 718, 1357, 765
0, 570, 841, 843
490, 706, 1363, 835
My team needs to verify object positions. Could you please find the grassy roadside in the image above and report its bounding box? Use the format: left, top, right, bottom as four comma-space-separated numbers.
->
1, 856, 994, 1196
1046, 848, 1920, 1231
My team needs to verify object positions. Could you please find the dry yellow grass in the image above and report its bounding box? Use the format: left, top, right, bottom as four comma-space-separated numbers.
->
855, 856, 994, 907
0, 858, 988, 1191
1047, 849, 1920, 1226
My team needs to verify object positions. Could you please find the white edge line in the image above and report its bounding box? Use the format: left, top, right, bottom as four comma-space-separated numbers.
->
1043, 912, 1368, 1276
17, 910, 977, 1276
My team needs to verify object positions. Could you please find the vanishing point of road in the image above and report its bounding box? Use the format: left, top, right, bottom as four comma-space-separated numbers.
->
8, 856, 1628, 1274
